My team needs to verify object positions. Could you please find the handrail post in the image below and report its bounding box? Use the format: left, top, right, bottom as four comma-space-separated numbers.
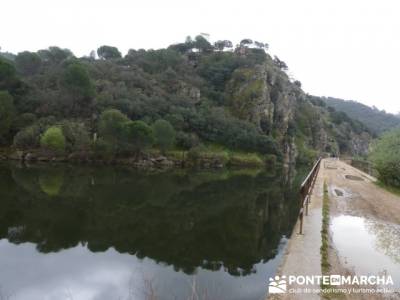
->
305, 195, 309, 216
299, 211, 303, 234
298, 157, 321, 235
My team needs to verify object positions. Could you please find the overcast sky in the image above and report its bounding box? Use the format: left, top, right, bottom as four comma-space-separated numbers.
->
2, 0, 400, 113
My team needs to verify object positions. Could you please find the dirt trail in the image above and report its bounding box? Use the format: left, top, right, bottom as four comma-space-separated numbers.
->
268, 158, 400, 300
324, 159, 400, 300
325, 159, 400, 224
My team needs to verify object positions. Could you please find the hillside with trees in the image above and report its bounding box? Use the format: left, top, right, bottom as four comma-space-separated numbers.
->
369, 128, 400, 188
323, 97, 400, 135
0, 36, 372, 167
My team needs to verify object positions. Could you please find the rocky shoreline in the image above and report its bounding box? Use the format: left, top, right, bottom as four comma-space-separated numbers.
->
0, 149, 266, 170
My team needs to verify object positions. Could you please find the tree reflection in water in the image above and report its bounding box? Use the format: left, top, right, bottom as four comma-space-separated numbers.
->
0, 162, 304, 277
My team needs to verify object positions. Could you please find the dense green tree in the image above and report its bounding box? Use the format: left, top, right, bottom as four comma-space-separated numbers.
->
176, 131, 199, 150
294, 80, 302, 88
0, 91, 15, 139
273, 56, 288, 70
0, 50, 16, 61
254, 41, 268, 50
153, 119, 176, 153
60, 121, 90, 151
61, 62, 95, 116
240, 39, 253, 47
0, 58, 16, 81
38, 47, 73, 64
197, 52, 243, 94
98, 109, 129, 151
168, 42, 193, 54
214, 40, 233, 51
0, 57, 22, 94
63, 62, 94, 97
13, 125, 41, 149
40, 126, 66, 153
122, 120, 154, 153
194, 35, 213, 53
369, 128, 400, 187
97, 46, 122, 60
15, 51, 42, 75
125, 49, 184, 74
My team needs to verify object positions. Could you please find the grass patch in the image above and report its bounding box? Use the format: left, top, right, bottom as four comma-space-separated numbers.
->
147, 144, 266, 169
321, 181, 330, 274
375, 181, 400, 197
228, 152, 264, 167
320, 181, 345, 299
165, 150, 186, 160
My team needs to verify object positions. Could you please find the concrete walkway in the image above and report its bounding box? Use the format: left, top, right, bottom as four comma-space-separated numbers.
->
268, 158, 400, 299
268, 159, 327, 300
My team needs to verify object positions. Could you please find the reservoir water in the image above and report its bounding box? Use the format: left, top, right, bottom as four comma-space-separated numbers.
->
0, 162, 303, 300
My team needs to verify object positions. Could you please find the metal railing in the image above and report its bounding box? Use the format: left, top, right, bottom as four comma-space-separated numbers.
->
298, 157, 322, 234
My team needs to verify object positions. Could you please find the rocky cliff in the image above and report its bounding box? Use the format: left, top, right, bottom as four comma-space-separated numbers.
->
225, 51, 371, 164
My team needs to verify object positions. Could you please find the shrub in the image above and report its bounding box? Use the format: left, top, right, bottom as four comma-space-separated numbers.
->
60, 120, 90, 152
98, 109, 129, 152
369, 129, 400, 187
153, 119, 176, 153
92, 138, 114, 159
229, 153, 264, 168
121, 120, 154, 153
187, 145, 229, 165
0, 91, 15, 138
187, 145, 207, 162
63, 62, 94, 98
40, 126, 66, 153
13, 125, 41, 150
176, 131, 199, 150
98, 109, 129, 140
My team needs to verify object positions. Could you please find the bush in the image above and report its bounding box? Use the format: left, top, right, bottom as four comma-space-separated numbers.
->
187, 144, 207, 162
60, 121, 90, 152
121, 120, 154, 153
369, 129, 400, 187
13, 125, 41, 150
40, 126, 66, 153
229, 153, 264, 168
98, 109, 128, 139
187, 108, 280, 156
98, 109, 129, 152
92, 138, 114, 159
176, 131, 199, 150
0, 91, 15, 138
153, 119, 176, 153
63, 62, 94, 98
187, 145, 229, 166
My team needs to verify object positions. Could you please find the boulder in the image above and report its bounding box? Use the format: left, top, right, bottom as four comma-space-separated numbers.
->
25, 153, 37, 161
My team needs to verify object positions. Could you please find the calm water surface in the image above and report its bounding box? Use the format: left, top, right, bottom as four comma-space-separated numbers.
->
331, 215, 400, 288
0, 162, 303, 300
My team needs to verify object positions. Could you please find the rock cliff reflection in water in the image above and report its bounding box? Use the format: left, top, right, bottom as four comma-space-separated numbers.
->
0, 163, 303, 300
